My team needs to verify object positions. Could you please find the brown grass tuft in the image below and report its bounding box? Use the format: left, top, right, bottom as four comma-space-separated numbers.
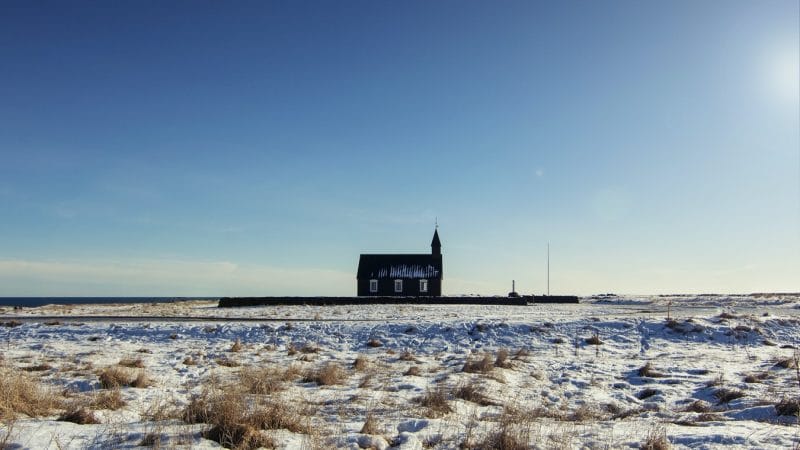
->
98, 367, 151, 389
359, 412, 380, 435
683, 400, 711, 413
399, 350, 416, 362
641, 425, 670, 449
416, 384, 452, 418
404, 366, 421, 377
118, 357, 145, 368
353, 355, 369, 371
367, 339, 383, 348
303, 363, 347, 386
0, 367, 62, 419
453, 380, 494, 406
775, 398, 800, 416
714, 388, 744, 404
638, 362, 665, 378
585, 334, 603, 345
58, 404, 99, 424
23, 363, 52, 372
495, 348, 512, 369
230, 339, 243, 353
463, 354, 494, 373
90, 388, 126, 410
239, 366, 287, 395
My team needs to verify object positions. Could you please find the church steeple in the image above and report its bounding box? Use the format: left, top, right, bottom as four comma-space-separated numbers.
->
431, 227, 441, 256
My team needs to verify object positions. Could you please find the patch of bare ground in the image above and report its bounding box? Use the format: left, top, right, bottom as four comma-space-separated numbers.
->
0, 367, 63, 419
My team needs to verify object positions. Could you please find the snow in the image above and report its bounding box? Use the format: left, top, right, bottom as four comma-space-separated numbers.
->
1, 294, 800, 449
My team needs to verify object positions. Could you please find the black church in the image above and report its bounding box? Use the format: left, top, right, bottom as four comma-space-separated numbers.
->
356, 229, 443, 297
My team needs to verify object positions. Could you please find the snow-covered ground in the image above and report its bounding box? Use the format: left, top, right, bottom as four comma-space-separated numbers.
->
1, 294, 800, 449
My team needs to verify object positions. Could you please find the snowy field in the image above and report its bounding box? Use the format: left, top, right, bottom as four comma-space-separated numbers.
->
1, 294, 800, 449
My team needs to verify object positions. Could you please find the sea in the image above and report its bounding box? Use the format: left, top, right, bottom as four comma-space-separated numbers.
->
0, 297, 219, 307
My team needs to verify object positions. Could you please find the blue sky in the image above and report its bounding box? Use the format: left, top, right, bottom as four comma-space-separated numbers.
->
0, 1, 798, 296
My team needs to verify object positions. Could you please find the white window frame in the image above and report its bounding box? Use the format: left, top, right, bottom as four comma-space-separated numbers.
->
420, 279, 428, 293
394, 279, 403, 293
369, 279, 378, 293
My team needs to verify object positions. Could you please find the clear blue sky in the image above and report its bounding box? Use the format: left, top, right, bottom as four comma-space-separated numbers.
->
1, 1, 798, 296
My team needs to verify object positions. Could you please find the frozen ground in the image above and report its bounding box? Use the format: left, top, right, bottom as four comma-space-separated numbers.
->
1, 294, 800, 449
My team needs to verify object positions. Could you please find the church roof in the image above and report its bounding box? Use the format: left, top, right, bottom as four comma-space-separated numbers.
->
357, 254, 442, 280
431, 229, 441, 248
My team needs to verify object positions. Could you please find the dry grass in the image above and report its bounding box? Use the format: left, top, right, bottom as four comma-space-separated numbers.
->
303, 362, 347, 386
416, 384, 452, 418
239, 366, 288, 395
398, 350, 416, 362
585, 334, 603, 345
473, 406, 533, 450
404, 366, 421, 376
182, 383, 309, 449
495, 349, 512, 369
463, 354, 494, 373
98, 367, 151, 389
683, 400, 711, 413
90, 389, 126, 410
638, 362, 666, 378
22, 363, 52, 372
773, 357, 797, 369
230, 339, 243, 353
775, 398, 800, 416
58, 404, 99, 424
0, 367, 63, 419
641, 424, 669, 450
353, 355, 369, 372
366, 339, 383, 348
359, 412, 380, 435
215, 357, 241, 367
118, 357, 145, 368
714, 388, 744, 404
453, 380, 494, 406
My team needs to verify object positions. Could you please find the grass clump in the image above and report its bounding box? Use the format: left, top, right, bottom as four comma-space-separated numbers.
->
585, 334, 603, 345
353, 355, 369, 371
453, 380, 494, 406
239, 366, 287, 395
98, 367, 151, 389
638, 362, 666, 378
641, 424, 670, 450
58, 404, 99, 424
118, 357, 145, 368
366, 339, 383, 348
463, 354, 494, 374
775, 398, 800, 416
230, 339, 243, 353
495, 348, 512, 369
0, 367, 62, 419
303, 362, 347, 386
416, 385, 452, 418
714, 388, 744, 404
182, 383, 309, 449
359, 412, 380, 435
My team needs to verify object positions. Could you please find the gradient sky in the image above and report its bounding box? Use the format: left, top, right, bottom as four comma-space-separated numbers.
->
1, 1, 798, 296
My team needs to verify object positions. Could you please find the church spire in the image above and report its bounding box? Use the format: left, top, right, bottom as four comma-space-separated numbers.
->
431, 227, 441, 256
